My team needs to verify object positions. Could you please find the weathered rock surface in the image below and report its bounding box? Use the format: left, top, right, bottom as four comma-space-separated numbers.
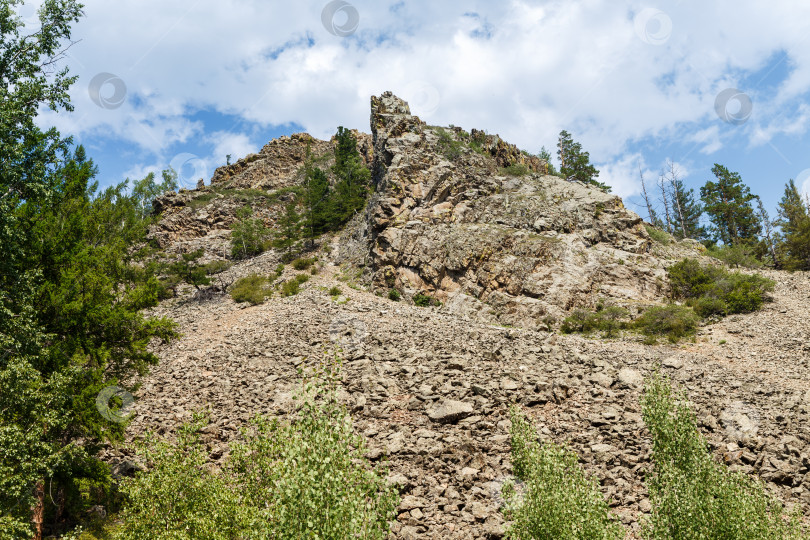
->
338, 92, 702, 329
114, 93, 809, 539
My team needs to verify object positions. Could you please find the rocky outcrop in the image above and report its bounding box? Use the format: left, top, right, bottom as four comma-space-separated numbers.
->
344, 92, 699, 328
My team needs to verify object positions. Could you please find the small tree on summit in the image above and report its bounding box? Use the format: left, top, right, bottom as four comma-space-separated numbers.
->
556, 130, 608, 191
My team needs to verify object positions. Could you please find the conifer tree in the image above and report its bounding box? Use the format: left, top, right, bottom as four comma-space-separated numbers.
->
669, 176, 705, 240
274, 200, 302, 260
329, 126, 370, 227
777, 179, 810, 270
556, 130, 609, 191
700, 164, 761, 246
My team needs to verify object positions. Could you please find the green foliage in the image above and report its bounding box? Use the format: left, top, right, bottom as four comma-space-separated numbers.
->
560, 305, 629, 338
641, 374, 804, 539
668, 177, 706, 240
280, 274, 309, 297
634, 305, 699, 343
388, 289, 401, 301
413, 292, 439, 307
776, 179, 810, 270
329, 286, 341, 297
645, 225, 672, 244
329, 127, 371, 228
302, 149, 331, 242
272, 200, 302, 259
130, 168, 178, 219
500, 163, 530, 176
113, 413, 246, 540
700, 164, 761, 246
231, 206, 270, 260
113, 362, 398, 539
167, 248, 211, 291
230, 274, 275, 305
557, 130, 608, 191
504, 406, 625, 540
537, 146, 557, 175
434, 127, 464, 160
292, 257, 317, 270
707, 243, 762, 268
667, 259, 775, 315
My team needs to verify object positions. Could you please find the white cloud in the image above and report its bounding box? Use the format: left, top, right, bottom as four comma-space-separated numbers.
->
27, 0, 810, 195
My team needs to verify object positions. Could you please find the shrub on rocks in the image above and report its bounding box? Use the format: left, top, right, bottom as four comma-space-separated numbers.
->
634, 304, 699, 344
503, 406, 625, 540
112, 361, 398, 539
230, 274, 274, 305
668, 258, 775, 315
641, 374, 804, 539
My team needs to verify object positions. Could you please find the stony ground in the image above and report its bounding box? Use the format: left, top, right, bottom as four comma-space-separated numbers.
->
108, 254, 810, 539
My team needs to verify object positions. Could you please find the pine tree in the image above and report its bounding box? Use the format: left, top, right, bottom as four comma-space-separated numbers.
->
668, 177, 705, 240
700, 164, 761, 246
329, 127, 371, 227
302, 143, 331, 245
776, 179, 810, 270
556, 130, 609, 191
273, 200, 301, 260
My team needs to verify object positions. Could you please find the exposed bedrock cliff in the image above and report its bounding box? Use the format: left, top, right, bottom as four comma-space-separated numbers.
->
339, 92, 695, 328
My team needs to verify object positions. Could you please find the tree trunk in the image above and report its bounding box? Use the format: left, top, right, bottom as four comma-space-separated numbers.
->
32, 480, 44, 540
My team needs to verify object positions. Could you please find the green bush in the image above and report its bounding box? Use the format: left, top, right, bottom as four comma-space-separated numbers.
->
112, 363, 398, 540
688, 296, 727, 318
561, 305, 629, 337
500, 163, 530, 176
434, 127, 464, 160
328, 286, 341, 297
635, 305, 699, 343
707, 244, 762, 269
645, 225, 672, 244
641, 374, 804, 539
667, 259, 775, 315
388, 289, 401, 301
230, 274, 274, 305
229, 361, 398, 539
504, 406, 625, 540
113, 413, 246, 540
291, 257, 317, 270
413, 292, 438, 307
280, 275, 308, 297
231, 206, 270, 260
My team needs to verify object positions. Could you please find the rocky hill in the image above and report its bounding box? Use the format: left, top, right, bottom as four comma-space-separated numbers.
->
110, 93, 810, 539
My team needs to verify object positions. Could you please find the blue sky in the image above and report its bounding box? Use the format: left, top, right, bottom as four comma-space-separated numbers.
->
26, 0, 810, 221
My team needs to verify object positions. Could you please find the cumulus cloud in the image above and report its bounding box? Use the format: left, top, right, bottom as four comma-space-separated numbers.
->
28, 0, 810, 195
